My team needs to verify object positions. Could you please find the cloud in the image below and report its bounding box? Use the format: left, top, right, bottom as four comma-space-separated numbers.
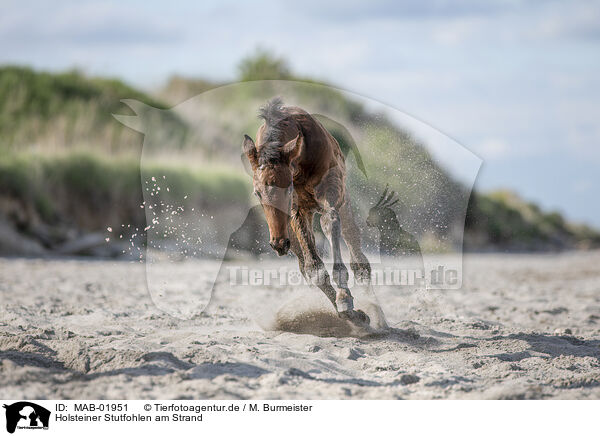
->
430, 16, 487, 45
529, 1, 600, 41
476, 138, 511, 160
571, 178, 593, 194
0, 1, 182, 48
291, 0, 519, 22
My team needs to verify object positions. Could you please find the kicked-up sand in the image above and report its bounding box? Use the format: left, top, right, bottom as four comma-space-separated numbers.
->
1, 251, 600, 399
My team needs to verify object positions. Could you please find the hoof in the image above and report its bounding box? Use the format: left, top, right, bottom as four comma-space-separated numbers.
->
339, 309, 370, 326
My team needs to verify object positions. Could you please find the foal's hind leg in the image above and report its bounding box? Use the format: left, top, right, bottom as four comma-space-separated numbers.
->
339, 195, 372, 284
320, 208, 353, 312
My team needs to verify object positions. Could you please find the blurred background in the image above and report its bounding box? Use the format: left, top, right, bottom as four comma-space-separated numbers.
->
1, 0, 599, 257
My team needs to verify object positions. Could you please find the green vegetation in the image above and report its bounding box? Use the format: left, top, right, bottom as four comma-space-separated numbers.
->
0, 151, 250, 234
238, 48, 292, 81
0, 56, 598, 254
0, 66, 187, 153
466, 190, 600, 250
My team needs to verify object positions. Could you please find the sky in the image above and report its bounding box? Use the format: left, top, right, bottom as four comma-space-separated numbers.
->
2, 0, 599, 225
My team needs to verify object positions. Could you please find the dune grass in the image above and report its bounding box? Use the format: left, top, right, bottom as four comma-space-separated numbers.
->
0, 66, 187, 153
0, 151, 251, 230
467, 190, 600, 249
1, 60, 599, 251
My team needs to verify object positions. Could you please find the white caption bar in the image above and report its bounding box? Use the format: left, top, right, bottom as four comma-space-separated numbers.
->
0, 400, 597, 436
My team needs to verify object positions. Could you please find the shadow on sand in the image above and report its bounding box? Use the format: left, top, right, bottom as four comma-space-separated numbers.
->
0, 349, 268, 382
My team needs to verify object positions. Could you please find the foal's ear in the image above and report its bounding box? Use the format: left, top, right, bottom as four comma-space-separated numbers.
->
242, 135, 258, 169
282, 134, 303, 162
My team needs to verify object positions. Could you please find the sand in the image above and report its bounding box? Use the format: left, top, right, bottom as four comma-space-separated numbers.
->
1, 251, 600, 399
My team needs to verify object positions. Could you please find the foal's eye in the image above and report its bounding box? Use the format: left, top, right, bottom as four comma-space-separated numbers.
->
253, 189, 261, 199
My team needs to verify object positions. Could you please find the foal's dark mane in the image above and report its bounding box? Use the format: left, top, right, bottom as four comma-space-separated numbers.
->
257, 97, 295, 165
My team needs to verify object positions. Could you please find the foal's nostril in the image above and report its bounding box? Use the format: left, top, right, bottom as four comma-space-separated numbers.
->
283, 239, 290, 251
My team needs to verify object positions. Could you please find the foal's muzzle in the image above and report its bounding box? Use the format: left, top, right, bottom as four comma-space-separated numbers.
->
270, 238, 290, 256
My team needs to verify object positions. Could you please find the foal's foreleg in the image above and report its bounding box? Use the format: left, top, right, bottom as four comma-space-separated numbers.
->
288, 228, 305, 276
289, 210, 338, 309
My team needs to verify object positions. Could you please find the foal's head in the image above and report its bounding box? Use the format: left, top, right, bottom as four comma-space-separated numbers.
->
242, 133, 302, 256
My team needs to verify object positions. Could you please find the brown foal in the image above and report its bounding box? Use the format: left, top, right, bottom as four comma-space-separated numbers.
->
242, 98, 371, 325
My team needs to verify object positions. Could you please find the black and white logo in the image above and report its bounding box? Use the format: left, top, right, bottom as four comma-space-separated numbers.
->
3, 402, 50, 434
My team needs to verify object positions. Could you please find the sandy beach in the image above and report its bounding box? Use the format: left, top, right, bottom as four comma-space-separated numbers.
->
1, 251, 600, 399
